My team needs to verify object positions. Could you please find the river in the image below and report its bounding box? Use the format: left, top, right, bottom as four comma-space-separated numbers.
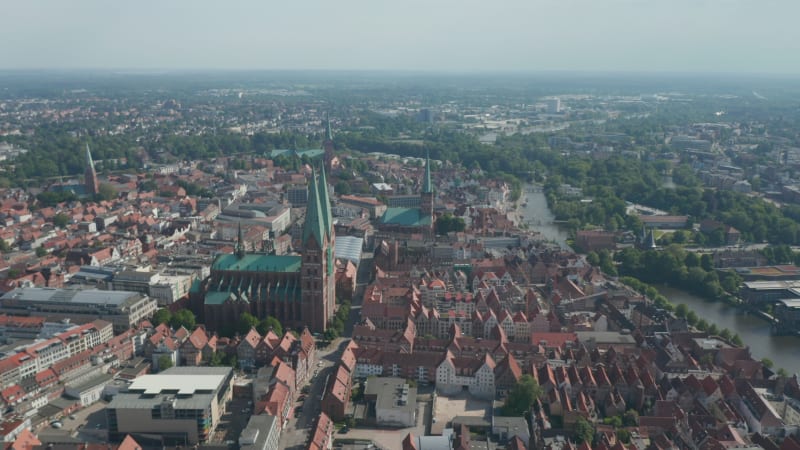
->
515, 182, 800, 374
657, 285, 800, 375
517, 184, 570, 249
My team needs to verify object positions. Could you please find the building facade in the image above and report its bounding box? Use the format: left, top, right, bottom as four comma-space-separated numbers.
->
107, 367, 234, 444
193, 166, 336, 333
0, 288, 157, 333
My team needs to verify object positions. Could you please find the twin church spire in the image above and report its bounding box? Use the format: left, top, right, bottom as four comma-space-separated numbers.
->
303, 163, 334, 248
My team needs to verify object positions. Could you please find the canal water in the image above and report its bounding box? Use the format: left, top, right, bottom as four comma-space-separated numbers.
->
518, 184, 570, 249
657, 285, 800, 375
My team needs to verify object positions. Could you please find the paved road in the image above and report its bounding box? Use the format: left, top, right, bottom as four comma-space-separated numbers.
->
279, 338, 351, 449
279, 250, 373, 448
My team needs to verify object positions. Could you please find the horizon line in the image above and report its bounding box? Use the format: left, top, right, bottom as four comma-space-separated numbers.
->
1, 67, 799, 78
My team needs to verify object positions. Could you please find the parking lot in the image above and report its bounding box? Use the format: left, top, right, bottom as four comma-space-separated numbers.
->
35, 400, 110, 443
433, 392, 491, 428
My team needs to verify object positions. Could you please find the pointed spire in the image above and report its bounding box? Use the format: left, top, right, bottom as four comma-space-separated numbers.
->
422, 149, 433, 194
236, 222, 245, 259
303, 168, 326, 247
647, 228, 657, 249
325, 112, 333, 141
318, 163, 333, 240
85, 144, 95, 171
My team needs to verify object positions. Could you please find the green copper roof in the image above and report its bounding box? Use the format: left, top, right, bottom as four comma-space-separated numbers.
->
190, 278, 202, 293
303, 168, 326, 247
422, 149, 432, 194
205, 291, 235, 305
212, 253, 301, 272
380, 207, 433, 227
318, 164, 333, 240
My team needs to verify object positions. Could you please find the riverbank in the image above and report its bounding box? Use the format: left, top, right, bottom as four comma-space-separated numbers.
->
513, 183, 570, 249
657, 285, 800, 375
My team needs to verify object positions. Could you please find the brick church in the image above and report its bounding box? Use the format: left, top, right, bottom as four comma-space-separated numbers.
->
191, 165, 336, 333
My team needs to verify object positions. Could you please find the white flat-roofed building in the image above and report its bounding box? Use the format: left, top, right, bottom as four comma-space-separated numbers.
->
107, 366, 234, 445
364, 377, 417, 427
0, 287, 157, 333
149, 274, 194, 306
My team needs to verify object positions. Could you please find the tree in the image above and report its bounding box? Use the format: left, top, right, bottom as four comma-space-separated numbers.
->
674, 303, 688, 318
152, 308, 172, 326
209, 351, 225, 367
762, 358, 774, 369
586, 251, 600, 266
436, 213, 466, 235
237, 312, 260, 335
686, 310, 698, 326
502, 375, 542, 416
53, 213, 69, 228
731, 334, 743, 346
335, 180, 352, 195
623, 409, 639, 427
719, 328, 732, 341
157, 355, 174, 372
324, 328, 339, 341
574, 416, 594, 445
97, 183, 118, 201
35, 246, 48, 257
257, 316, 283, 337
169, 309, 196, 330
603, 416, 622, 428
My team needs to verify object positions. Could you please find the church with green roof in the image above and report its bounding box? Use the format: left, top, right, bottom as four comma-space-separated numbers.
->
191, 165, 336, 334
377, 150, 435, 235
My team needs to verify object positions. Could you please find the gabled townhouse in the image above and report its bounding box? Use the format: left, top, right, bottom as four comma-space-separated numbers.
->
436, 351, 496, 400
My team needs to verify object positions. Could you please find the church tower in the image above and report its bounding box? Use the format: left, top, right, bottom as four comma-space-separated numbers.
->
421, 149, 434, 218
322, 113, 338, 171
84, 144, 99, 197
236, 222, 246, 259
318, 164, 336, 324
301, 167, 336, 332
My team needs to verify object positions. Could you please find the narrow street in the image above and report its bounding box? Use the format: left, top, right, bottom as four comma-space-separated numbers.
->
278, 250, 372, 449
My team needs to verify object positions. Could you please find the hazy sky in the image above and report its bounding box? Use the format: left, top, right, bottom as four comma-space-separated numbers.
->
2, 0, 798, 74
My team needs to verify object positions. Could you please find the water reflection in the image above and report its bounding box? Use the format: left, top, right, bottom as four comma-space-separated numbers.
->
518, 184, 570, 249
658, 285, 800, 375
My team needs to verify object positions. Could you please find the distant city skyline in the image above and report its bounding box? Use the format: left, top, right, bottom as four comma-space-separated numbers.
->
1, 0, 799, 74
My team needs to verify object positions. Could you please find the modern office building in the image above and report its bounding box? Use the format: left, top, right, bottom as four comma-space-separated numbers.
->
107, 367, 234, 444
